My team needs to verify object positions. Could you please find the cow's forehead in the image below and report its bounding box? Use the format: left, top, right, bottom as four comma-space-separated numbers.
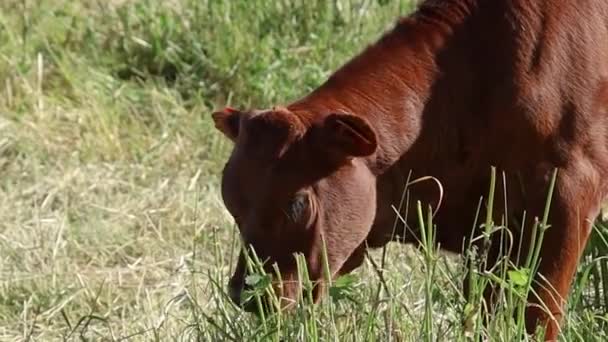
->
226, 139, 306, 197
235, 110, 305, 161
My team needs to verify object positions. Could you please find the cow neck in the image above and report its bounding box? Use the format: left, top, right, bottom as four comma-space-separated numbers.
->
289, 4, 476, 176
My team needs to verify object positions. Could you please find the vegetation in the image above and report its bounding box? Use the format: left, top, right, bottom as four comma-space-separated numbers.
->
1, 0, 607, 340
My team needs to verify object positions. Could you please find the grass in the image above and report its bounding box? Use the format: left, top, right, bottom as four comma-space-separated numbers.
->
1, 0, 608, 340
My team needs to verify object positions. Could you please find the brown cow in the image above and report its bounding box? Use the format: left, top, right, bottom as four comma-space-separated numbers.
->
211, 0, 608, 339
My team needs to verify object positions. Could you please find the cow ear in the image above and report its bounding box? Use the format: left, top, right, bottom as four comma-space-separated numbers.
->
212, 107, 242, 142
323, 113, 377, 158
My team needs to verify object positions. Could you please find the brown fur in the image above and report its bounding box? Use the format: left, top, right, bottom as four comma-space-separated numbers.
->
211, 0, 608, 339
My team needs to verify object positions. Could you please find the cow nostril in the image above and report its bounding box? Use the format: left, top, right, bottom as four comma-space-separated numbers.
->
228, 279, 275, 315
228, 282, 242, 307
228, 278, 257, 310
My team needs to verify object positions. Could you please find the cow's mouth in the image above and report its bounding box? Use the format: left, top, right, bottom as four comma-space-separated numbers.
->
228, 275, 270, 313
228, 271, 325, 315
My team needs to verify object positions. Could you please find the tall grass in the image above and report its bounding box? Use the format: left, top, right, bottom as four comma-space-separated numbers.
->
1, 0, 608, 341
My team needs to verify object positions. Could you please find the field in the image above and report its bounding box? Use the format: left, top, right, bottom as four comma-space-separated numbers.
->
1, 0, 608, 341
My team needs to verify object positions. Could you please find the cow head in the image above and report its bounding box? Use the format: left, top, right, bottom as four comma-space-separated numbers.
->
212, 106, 378, 312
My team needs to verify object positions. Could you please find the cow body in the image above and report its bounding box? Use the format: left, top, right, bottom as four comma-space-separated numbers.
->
213, 1, 608, 339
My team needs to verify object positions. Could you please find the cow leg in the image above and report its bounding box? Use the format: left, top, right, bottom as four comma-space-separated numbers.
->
523, 165, 600, 340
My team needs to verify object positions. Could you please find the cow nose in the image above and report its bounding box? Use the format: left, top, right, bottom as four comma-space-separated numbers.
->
228, 278, 259, 313
228, 280, 243, 307
229, 278, 280, 316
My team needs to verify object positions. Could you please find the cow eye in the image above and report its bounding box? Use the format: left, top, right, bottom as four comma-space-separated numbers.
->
286, 193, 308, 223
